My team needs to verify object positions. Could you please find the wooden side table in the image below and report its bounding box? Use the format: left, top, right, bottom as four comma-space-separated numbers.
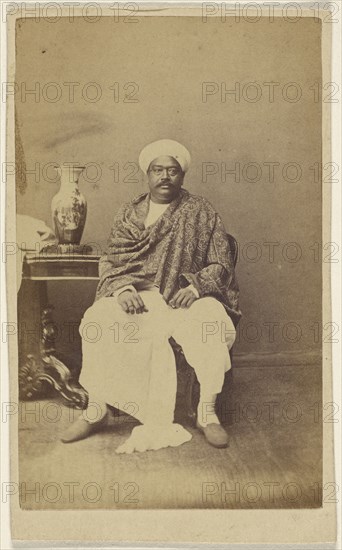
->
18, 252, 100, 409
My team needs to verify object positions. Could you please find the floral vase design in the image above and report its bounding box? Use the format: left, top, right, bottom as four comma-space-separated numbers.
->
52, 166, 87, 245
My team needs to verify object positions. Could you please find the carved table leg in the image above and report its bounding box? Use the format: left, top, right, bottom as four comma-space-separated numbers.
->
18, 279, 87, 408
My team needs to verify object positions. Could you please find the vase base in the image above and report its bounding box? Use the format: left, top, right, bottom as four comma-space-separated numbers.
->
40, 243, 94, 255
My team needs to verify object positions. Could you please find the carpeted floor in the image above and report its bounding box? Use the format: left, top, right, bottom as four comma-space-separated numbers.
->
18, 364, 322, 510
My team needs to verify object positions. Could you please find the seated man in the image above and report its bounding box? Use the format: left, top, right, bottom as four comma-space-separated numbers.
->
62, 139, 241, 453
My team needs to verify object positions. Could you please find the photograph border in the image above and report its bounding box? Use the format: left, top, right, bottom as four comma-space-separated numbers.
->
1, 1, 340, 546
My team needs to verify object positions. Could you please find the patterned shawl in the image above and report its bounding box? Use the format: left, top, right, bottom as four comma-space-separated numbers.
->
96, 189, 241, 325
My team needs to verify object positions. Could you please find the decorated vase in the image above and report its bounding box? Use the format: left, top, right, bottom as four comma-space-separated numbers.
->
52, 165, 87, 245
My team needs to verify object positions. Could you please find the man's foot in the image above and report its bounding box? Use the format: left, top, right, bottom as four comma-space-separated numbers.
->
61, 412, 109, 443
196, 420, 229, 448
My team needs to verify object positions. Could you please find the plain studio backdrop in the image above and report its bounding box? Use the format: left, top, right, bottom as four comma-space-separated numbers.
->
15, 15, 322, 364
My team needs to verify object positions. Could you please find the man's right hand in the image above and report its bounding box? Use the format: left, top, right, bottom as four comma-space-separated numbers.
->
117, 290, 148, 314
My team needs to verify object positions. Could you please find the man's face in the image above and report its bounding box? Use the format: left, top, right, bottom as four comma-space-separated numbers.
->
147, 156, 184, 203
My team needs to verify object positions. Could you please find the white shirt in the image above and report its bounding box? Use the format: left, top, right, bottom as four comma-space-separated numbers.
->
112, 198, 199, 299
144, 199, 170, 228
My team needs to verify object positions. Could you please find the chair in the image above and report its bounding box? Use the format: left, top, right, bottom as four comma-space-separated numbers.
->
170, 233, 238, 425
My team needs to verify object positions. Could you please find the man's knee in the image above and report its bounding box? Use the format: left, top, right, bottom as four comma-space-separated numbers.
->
204, 317, 235, 349
193, 298, 236, 349
191, 296, 226, 317
223, 321, 236, 350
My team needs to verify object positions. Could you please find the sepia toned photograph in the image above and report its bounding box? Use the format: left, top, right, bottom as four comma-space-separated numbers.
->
2, 1, 339, 546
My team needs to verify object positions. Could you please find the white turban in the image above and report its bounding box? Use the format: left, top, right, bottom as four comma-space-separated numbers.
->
139, 139, 191, 174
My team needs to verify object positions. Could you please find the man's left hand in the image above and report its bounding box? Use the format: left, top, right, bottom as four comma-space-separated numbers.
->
169, 288, 198, 309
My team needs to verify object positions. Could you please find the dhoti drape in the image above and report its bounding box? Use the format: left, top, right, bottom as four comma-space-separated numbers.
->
78, 290, 236, 452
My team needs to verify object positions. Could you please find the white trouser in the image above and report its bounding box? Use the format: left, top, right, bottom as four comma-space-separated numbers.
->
78, 290, 236, 452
